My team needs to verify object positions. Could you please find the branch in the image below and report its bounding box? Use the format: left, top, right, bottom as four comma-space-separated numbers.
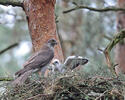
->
102, 34, 112, 41
0, 43, 19, 55
63, 4, 125, 14
26, 94, 54, 100
103, 29, 125, 76
0, 0, 23, 7
0, 77, 13, 81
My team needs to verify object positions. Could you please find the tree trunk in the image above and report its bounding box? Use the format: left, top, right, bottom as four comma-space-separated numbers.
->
115, 0, 125, 74
23, 0, 64, 62
0, 0, 64, 77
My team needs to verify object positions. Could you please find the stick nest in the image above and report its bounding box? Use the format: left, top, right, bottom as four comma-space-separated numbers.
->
0, 72, 125, 100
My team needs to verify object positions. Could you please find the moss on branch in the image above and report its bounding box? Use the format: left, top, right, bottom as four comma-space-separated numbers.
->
0, 77, 13, 81
103, 29, 125, 76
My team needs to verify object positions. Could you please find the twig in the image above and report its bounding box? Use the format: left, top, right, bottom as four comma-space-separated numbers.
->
63, 4, 125, 14
98, 48, 104, 53
102, 34, 112, 41
92, 76, 115, 81
0, 43, 19, 55
26, 93, 54, 100
95, 90, 109, 100
0, 0, 23, 7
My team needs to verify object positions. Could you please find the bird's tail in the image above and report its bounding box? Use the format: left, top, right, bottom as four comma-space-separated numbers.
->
15, 68, 27, 77
12, 70, 33, 85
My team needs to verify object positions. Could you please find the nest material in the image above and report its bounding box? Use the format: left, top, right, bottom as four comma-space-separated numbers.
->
0, 73, 125, 100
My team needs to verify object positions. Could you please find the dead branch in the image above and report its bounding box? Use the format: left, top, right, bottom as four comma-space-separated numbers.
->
0, 0, 23, 7
102, 34, 112, 41
26, 93, 54, 100
95, 90, 109, 100
0, 43, 19, 55
63, 2, 125, 14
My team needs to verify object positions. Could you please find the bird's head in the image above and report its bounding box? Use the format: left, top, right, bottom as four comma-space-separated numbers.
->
52, 59, 62, 72
52, 59, 60, 66
47, 38, 57, 47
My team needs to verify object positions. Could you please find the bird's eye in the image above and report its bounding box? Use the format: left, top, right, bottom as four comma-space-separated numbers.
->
52, 40, 55, 42
55, 61, 58, 63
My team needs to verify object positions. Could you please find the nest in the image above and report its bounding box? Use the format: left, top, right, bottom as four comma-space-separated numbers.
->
0, 72, 125, 100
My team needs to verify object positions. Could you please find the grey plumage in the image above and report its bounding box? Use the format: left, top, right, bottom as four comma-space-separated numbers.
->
51, 59, 62, 73
50, 56, 88, 74
64, 56, 88, 70
13, 38, 57, 85
15, 45, 53, 77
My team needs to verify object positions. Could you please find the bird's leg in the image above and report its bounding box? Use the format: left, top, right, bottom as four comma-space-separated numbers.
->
44, 69, 50, 77
38, 71, 42, 78
37, 67, 46, 80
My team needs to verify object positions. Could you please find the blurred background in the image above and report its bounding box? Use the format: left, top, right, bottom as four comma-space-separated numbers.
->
0, 0, 116, 77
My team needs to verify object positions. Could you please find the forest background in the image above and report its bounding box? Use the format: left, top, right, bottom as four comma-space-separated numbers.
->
0, 0, 119, 78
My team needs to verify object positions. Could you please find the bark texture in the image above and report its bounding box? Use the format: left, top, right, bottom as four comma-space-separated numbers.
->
23, 0, 64, 62
115, 0, 125, 74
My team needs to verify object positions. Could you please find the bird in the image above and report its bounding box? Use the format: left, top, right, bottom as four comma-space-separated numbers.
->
13, 38, 57, 85
51, 59, 62, 73
64, 56, 88, 70
49, 56, 88, 74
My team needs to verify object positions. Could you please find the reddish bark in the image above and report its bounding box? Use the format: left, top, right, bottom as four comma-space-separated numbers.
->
23, 0, 64, 63
115, 0, 125, 74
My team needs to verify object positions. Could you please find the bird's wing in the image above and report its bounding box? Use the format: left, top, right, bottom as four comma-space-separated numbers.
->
64, 56, 76, 66
64, 56, 88, 70
15, 45, 54, 76
23, 51, 40, 67
23, 46, 54, 70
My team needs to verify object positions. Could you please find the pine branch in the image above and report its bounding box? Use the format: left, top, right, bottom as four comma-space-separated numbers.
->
0, 0, 23, 7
